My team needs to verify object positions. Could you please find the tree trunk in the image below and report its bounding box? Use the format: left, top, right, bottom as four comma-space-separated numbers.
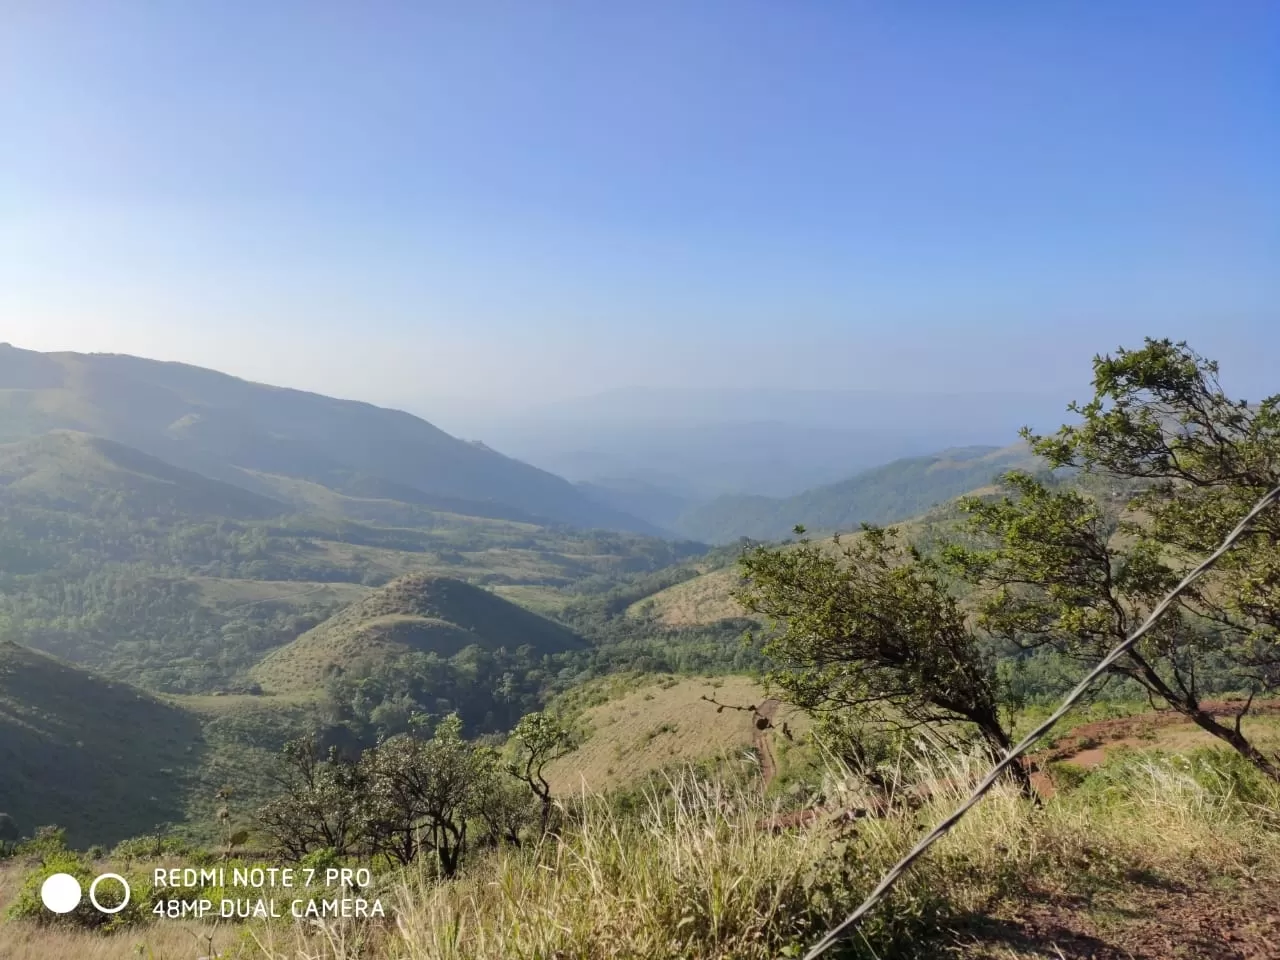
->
1123, 656, 1280, 783
539, 791, 552, 836
1183, 707, 1280, 781
976, 715, 1037, 799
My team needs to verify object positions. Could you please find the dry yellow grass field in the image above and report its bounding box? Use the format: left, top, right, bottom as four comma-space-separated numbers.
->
193, 577, 372, 612
546, 676, 806, 793
625, 567, 748, 626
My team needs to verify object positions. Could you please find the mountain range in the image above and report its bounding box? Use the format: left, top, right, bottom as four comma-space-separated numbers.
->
0, 343, 1061, 847
2, 343, 1052, 545
435, 385, 1070, 500
671, 444, 1042, 543
0, 343, 655, 534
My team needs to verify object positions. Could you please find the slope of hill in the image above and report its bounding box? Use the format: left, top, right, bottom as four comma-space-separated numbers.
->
546, 676, 808, 794
254, 573, 587, 692
629, 508, 960, 628
0, 342, 654, 533
0, 436, 705, 694
673, 444, 1040, 543
0, 640, 205, 846
0, 430, 287, 521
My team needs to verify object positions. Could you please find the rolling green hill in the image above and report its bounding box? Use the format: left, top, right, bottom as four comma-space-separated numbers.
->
254, 573, 587, 692
0, 430, 287, 521
0, 342, 654, 533
0, 640, 205, 846
673, 444, 1040, 543
0, 412, 706, 694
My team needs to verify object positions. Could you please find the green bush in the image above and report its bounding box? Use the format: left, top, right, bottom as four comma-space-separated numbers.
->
15, 825, 67, 856
6, 851, 155, 931
1046, 760, 1090, 793
109, 833, 195, 862
1070, 746, 1280, 817
300, 846, 343, 872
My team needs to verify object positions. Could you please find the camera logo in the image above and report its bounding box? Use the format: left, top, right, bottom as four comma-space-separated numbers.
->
40, 872, 131, 914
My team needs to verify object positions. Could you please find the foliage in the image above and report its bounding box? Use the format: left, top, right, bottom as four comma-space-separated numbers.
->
6, 844, 155, 931
258, 713, 535, 877
509, 711, 578, 833
1032, 337, 1280, 673
361, 714, 498, 875
735, 526, 1017, 759
256, 737, 369, 860
947, 339, 1280, 779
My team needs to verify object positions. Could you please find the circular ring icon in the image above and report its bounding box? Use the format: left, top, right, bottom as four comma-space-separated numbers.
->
89, 873, 131, 914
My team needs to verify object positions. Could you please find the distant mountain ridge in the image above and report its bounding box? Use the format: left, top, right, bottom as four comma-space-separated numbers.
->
443, 386, 1071, 499
673, 444, 1041, 543
0, 343, 655, 533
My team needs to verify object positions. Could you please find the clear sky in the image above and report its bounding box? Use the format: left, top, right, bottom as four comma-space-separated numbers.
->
2, 2, 1276, 413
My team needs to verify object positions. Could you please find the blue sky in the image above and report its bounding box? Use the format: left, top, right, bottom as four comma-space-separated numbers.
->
2, 2, 1276, 412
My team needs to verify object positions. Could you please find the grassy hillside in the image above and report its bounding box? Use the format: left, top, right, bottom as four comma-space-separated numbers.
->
254, 573, 587, 692
0, 342, 654, 533
629, 513, 941, 627
674, 444, 1040, 543
0, 640, 205, 846
0, 431, 286, 521
0, 424, 707, 693
547, 675, 807, 794
626, 567, 748, 626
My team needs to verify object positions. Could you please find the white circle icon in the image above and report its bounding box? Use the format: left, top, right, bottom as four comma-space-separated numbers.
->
89, 873, 131, 914
40, 873, 82, 914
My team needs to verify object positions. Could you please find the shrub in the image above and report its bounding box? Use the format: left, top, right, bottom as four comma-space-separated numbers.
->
6, 851, 155, 931
14, 826, 69, 861
109, 833, 195, 862
1046, 760, 1090, 793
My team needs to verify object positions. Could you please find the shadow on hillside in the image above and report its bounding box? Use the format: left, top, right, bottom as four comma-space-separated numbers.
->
0, 643, 208, 847
947, 910, 1142, 960
943, 874, 1268, 960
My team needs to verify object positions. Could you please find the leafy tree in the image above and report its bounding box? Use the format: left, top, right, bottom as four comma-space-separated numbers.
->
1032, 338, 1280, 657
256, 737, 367, 859
361, 714, 494, 876
734, 526, 1027, 790
509, 711, 577, 834
948, 339, 1280, 781
472, 767, 538, 849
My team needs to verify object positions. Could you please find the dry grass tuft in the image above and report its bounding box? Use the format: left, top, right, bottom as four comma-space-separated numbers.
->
6, 744, 1278, 960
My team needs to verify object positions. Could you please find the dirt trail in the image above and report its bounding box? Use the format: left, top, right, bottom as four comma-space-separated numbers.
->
1042, 699, 1280, 770
755, 698, 780, 786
